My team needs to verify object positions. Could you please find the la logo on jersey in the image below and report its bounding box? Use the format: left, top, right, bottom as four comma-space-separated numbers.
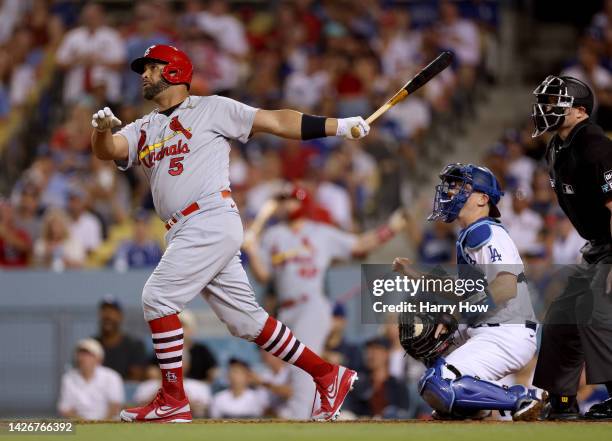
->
488, 245, 502, 262
138, 116, 192, 169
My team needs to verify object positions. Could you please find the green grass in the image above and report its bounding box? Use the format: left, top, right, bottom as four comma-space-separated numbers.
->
2, 420, 612, 441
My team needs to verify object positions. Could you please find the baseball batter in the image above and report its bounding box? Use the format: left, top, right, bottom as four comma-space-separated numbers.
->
393, 163, 542, 420
244, 185, 408, 419
90, 45, 370, 422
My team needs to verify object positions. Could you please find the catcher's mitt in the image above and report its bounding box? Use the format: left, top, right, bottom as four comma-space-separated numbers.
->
398, 308, 458, 364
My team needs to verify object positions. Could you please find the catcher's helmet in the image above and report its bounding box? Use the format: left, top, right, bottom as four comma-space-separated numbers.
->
531, 75, 594, 137
428, 163, 503, 223
130, 44, 193, 89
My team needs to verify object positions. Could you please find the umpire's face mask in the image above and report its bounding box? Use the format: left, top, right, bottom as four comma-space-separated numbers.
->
532, 75, 574, 137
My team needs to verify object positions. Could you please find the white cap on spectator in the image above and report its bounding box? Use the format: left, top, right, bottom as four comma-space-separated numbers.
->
76, 338, 104, 361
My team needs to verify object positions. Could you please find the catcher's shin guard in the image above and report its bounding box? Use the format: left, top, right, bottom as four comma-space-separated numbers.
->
418, 358, 536, 416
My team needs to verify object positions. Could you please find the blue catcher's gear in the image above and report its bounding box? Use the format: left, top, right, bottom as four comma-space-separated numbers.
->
428, 163, 504, 223
418, 358, 537, 418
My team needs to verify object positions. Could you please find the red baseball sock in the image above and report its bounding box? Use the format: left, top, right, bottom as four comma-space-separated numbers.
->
254, 316, 334, 378
149, 314, 185, 401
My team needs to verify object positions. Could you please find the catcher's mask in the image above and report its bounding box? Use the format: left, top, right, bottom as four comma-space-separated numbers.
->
428, 163, 503, 223
531, 75, 594, 137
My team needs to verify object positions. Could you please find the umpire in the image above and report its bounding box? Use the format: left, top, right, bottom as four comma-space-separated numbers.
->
532, 75, 612, 420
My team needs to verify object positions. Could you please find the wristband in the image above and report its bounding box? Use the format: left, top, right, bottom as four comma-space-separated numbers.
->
301, 114, 327, 140
376, 224, 395, 243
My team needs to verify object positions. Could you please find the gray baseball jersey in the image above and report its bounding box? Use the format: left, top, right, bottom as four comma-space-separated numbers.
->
259, 219, 357, 419
116, 95, 257, 220
259, 220, 357, 302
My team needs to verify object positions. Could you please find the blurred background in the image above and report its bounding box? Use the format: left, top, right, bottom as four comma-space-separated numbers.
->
0, 0, 611, 420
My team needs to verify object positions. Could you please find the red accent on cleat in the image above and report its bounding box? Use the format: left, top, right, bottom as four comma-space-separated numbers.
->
312, 365, 358, 421
120, 389, 192, 423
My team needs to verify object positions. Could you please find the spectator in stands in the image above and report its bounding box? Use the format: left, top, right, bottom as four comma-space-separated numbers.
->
483, 142, 515, 191
112, 210, 162, 270
552, 211, 584, 264
591, 0, 612, 33
195, 0, 248, 59
284, 53, 330, 112
190, 0, 248, 94
279, 139, 318, 182
501, 188, 543, 256
33, 207, 85, 270
251, 348, 292, 417
134, 352, 211, 418
386, 86, 431, 141
341, 140, 378, 223
56, 3, 126, 104
436, 0, 480, 88
0, 48, 10, 119
323, 303, 363, 372
383, 317, 429, 419
122, 1, 172, 106
561, 44, 612, 111
49, 101, 95, 175
24, 0, 65, 49
407, 217, 456, 265
0, 198, 32, 267
0, 0, 26, 45
383, 317, 407, 381
180, 309, 218, 383
209, 358, 267, 419
374, 9, 422, 81
88, 157, 130, 230
66, 186, 102, 255
13, 182, 43, 243
345, 337, 410, 418
19, 155, 69, 210
505, 130, 536, 197
57, 338, 124, 420
8, 27, 36, 108
244, 151, 285, 219
94, 295, 147, 381
313, 152, 354, 230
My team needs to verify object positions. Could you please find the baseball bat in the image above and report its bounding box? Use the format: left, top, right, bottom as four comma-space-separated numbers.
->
350, 51, 454, 138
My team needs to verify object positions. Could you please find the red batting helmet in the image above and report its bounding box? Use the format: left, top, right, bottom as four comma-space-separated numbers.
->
130, 44, 193, 88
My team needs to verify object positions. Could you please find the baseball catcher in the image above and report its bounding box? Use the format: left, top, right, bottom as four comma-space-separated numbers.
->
393, 164, 544, 420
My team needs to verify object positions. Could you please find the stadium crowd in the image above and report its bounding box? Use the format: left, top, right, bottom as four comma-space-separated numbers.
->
0, 0, 609, 421
0, 0, 498, 270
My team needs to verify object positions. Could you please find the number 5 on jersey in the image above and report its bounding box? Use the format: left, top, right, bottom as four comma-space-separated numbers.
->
169, 156, 184, 176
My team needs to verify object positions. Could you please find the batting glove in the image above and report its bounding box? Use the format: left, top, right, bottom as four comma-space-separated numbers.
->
336, 116, 370, 140
92, 107, 122, 132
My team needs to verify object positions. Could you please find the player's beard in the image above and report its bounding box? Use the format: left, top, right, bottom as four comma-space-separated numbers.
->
143, 78, 170, 100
